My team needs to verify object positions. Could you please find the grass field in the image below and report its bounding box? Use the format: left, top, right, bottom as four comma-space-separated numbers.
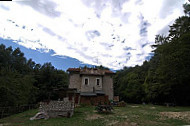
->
0, 104, 190, 126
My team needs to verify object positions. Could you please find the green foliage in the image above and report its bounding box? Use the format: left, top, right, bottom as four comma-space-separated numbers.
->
81, 65, 110, 70
94, 65, 110, 70
0, 44, 68, 107
114, 4, 190, 105
0, 45, 36, 106
183, 3, 190, 16
34, 62, 68, 101
114, 63, 148, 103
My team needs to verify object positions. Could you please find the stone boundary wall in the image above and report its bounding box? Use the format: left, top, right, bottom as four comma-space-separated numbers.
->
39, 98, 74, 118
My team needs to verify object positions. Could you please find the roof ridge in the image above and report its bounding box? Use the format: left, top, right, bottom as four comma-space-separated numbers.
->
67, 67, 114, 74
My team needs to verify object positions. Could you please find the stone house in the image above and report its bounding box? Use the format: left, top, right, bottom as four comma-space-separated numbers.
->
67, 67, 114, 105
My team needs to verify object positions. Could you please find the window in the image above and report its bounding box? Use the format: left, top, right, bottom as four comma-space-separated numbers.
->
84, 78, 89, 85
96, 78, 100, 86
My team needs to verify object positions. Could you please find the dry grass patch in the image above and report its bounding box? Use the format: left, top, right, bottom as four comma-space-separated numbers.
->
106, 120, 119, 126
160, 111, 190, 122
150, 107, 156, 109
106, 119, 137, 126
118, 120, 137, 126
131, 106, 139, 108
0, 123, 11, 126
85, 113, 104, 120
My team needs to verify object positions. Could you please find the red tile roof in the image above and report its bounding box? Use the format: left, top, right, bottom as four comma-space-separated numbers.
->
104, 70, 115, 74
67, 68, 114, 75
67, 68, 80, 72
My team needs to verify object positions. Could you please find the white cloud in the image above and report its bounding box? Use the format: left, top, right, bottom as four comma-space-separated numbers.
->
0, 0, 188, 70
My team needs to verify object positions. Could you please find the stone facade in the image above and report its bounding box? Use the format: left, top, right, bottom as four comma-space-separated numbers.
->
69, 73, 81, 91
80, 75, 103, 92
102, 75, 114, 100
67, 68, 114, 100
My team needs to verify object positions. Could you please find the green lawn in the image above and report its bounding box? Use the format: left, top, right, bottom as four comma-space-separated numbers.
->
0, 104, 190, 126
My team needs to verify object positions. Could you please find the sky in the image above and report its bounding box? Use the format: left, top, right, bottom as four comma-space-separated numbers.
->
0, 0, 189, 70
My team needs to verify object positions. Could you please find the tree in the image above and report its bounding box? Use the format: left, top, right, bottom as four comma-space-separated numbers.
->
143, 4, 190, 105
34, 62, 68, 101
183, 3, 190, 16
0, 44, 69, 107
113, 3, 190, 105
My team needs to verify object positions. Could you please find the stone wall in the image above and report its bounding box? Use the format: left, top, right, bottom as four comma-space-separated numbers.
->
39, 98, 74, 118
69, 73, 81, 91
102, 75, 113, 100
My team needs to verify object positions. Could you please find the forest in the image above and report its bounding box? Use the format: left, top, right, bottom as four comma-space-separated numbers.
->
0, 4, 190, 107
114, 3, 190, 105
0, 44, 68, 107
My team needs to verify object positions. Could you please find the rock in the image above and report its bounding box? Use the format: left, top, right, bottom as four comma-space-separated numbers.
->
30, 112, 49, 120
